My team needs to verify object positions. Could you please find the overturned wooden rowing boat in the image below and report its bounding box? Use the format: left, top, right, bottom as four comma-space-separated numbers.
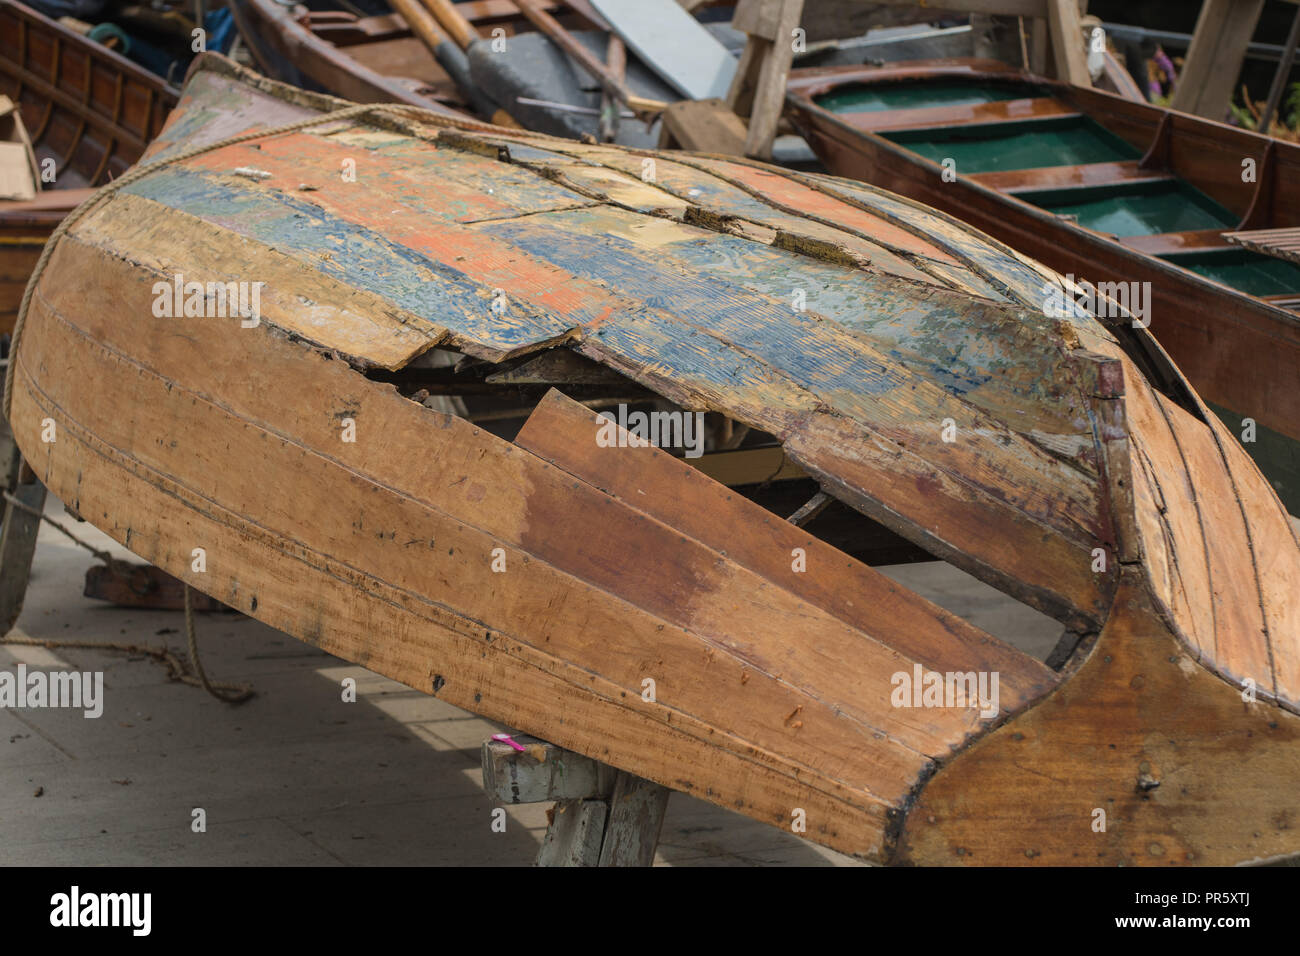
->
8, 54, 1300, 865
0, 0, 177, 334
786, 58, 1300, 516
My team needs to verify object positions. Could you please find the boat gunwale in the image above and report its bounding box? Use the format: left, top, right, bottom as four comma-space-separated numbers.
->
785, 64, 1300, 340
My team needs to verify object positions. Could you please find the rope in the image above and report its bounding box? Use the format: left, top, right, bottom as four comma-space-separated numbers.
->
1, 490, 254, 704
182, 583, 252, 703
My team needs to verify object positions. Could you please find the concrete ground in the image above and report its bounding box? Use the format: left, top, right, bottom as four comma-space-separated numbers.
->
1, 495, 1064, 866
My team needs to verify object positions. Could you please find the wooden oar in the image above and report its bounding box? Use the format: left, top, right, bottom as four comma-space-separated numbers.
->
419, 0, 479, 51
389, 0, 455, 58
391, 0, 521, 126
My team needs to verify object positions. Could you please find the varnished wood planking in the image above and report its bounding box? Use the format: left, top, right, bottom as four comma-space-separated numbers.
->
835, 97, 1076, 134
966, 161, 1174, 193
11, 372, 893, 856
1203, 413, 1300, 706
900, 570, 1300, 866
515, 389, 1060, 710
1154, 394, 1272, 695
23, 235, 987, 793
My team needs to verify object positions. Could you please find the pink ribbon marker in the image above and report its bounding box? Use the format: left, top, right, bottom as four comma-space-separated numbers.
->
492, 733, 527, 752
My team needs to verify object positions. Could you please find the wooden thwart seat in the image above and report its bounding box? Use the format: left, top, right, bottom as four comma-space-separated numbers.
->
1118, 229, 1234, 255
837, 97, 1077, 134
966, 160, 1175, 195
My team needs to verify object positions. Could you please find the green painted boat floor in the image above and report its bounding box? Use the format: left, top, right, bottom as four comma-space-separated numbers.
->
1023, 180, 1237, 236
824, 75, 1300, 354
1206, 401, 1300, 517
1163, 249, 1300, 298
882, 116, 1139, 174
815, 80, 1029, 114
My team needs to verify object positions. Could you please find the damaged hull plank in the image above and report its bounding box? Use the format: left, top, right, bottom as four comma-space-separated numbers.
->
9, 55, 1300, 864
117, 120, 1117, 628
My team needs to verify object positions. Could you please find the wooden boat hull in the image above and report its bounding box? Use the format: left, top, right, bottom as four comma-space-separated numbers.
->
0, 0, 177, 333
9, 55, 1299, 865
787, 60, 1300, 515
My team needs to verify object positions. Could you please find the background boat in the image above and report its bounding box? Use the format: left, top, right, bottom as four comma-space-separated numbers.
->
0, 0, 177, 334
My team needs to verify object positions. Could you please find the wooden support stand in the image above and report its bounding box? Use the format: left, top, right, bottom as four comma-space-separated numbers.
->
0, 427, 45, 635
481, 735, 671, 866
726, 0, 805, 160
1170, 0, 1267, 121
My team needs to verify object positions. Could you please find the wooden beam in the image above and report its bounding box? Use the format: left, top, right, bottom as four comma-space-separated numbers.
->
536, 800, 609, 865
597, 772, 670, 866
481, 735, 667, 866
481, 735, 617, 803
84, 562, 230, 611
1170, 0, 1266, 121
659, 97, 748, 153
1259, 2, 1300, 132
1046, 0, 1089, 86
599, 34, 626, 142
726, 0, 805, 160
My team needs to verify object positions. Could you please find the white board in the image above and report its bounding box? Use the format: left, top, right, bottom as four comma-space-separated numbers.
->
590, 0, 737, 100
